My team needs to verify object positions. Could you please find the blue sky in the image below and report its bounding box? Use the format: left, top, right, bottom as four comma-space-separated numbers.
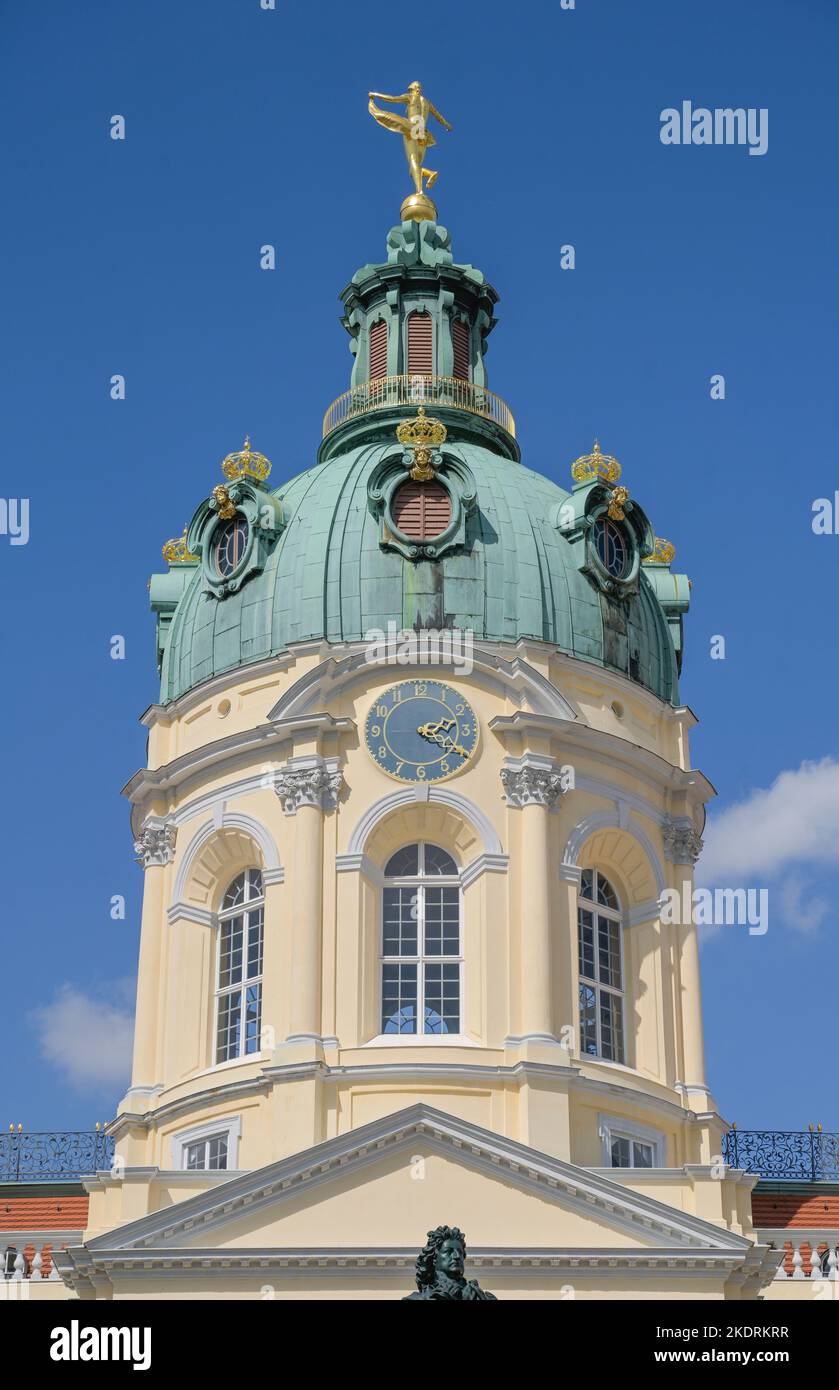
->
2, 0, 837, 1133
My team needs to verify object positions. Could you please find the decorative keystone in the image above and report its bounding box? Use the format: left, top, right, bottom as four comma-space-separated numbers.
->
134, 818, 177, 868
274, 758, 344, 815
501, 756, 566, 809
662, 817, 703, 864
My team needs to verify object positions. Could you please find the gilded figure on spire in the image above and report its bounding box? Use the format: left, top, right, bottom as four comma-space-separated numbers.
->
368, 81, 452, 223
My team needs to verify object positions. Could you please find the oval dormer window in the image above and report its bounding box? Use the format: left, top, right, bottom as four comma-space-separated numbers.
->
392, 481, 452, 540
216, 514, 249, 577
592, 516, 628, 578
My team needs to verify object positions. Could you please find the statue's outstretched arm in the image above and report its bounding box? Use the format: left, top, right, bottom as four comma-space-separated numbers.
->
428, 103, 453, 132
369, 91, 410, 105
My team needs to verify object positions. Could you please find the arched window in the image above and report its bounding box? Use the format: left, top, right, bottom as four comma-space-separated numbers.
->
215, 514, 249, 577
369, 318, 388, 381
592, 516, 628, 578
381, 843, 461, 1036
578, 869, 625, 1063
407, 310, 433, 377
451, 317, 470, 381
215, 868, 264, 1063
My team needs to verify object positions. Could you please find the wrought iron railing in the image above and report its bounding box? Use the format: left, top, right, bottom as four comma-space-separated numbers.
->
322, 373, 516, 440
724, 1129, 839, 1181
0, 1130, 114, 1182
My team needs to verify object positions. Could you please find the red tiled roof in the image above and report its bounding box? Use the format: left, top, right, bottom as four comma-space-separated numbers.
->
752, 1193, 839, 1229
0, 1196, 88, 1231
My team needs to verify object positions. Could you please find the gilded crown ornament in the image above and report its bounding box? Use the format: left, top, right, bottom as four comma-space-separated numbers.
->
571, 439, 622, 485
642, 536, 677, 566
396, 405, 447, 481
162, 527, 199, 565
368, 81, 453, 224
221, 436, 272, 483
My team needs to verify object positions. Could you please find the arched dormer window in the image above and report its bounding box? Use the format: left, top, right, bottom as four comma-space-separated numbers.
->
215, 868, 264, 1063
451, 317, 470, 381
578, 869, 625, 1063
369, 318, 388, 381
407, 310, 433, 377
381, 843, 461, 1036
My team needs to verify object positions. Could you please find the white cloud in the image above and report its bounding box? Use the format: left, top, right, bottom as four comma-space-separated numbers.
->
699, 757, 839, 884
29, 981, 134, 1089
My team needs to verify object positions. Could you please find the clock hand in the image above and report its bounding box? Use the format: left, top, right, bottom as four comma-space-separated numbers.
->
417, 719, 468, 759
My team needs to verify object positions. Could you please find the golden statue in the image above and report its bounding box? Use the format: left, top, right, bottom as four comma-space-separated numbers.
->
368, 81, 452, 223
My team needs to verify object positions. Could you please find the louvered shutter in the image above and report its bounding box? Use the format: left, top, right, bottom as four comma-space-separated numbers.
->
368, 318, 388, 380
392, 482, 452, 539
451, 318, 470, 381
407, 311, 433, 376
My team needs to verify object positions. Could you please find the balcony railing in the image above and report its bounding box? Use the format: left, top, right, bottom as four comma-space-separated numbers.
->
0, 1130, 114, 1182
724, 1129, 839, 1181
322, 374, 516, 440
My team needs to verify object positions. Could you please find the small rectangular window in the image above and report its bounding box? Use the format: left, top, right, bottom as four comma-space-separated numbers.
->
451, 318, 470, 381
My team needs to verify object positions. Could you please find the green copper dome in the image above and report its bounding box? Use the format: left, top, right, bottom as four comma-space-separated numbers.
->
150, 223, 688, 707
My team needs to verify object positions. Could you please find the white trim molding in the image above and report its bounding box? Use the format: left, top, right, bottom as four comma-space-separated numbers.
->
562, 809, 666, 897
172, 811, 284, 906
346, 785, 504, 858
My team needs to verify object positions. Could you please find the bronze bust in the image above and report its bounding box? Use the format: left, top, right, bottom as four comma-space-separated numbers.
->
403, 1225, 497, 1300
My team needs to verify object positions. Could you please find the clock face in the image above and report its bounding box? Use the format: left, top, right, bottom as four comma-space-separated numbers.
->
365, 680, 479, 783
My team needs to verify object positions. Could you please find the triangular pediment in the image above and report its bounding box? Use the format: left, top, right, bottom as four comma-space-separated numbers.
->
86, 1105, 750, 1257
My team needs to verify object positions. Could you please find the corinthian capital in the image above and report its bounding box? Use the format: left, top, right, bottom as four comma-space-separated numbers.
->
501, 756, 566, 809
274, 757, 344, 815
662, 816, 703, 865
134, 817, 177, 868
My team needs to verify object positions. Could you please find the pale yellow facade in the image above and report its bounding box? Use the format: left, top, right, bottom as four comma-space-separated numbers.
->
52, 637, 782, 1299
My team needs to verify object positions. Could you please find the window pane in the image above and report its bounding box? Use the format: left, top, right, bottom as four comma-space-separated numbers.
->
424, 886, 460, 956
243, 983, 262, 1053
633, 1141, 654, 1168
423, 844, 458, 876
595, 873, 618, 910
247, 868, 263, 900
246, 906, 264, 979
381, 963, 418, 1033
597, 915, 622, 989
610, 1137, 631, 1168
207, 1135, 229, 1171
219, 916, 244, 989
382, 887, 418, 956
424, 963, 459, 1034
216, 991, 241, 1063
599, 991, 624, 1063
185, 1140, 205, 1170
579, 984, 597, 1056
384, 844, 419, 878
223, 873, 247, 911
580, 869, 594, 902
578, 909, 595, 981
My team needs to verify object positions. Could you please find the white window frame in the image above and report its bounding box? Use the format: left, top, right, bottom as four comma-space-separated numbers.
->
377, 842, 464, 1042
598, 1114, 665, 1169
577, 869, 626, 1064
214, 868, 265, 1065
170, 1115, 242, 1172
